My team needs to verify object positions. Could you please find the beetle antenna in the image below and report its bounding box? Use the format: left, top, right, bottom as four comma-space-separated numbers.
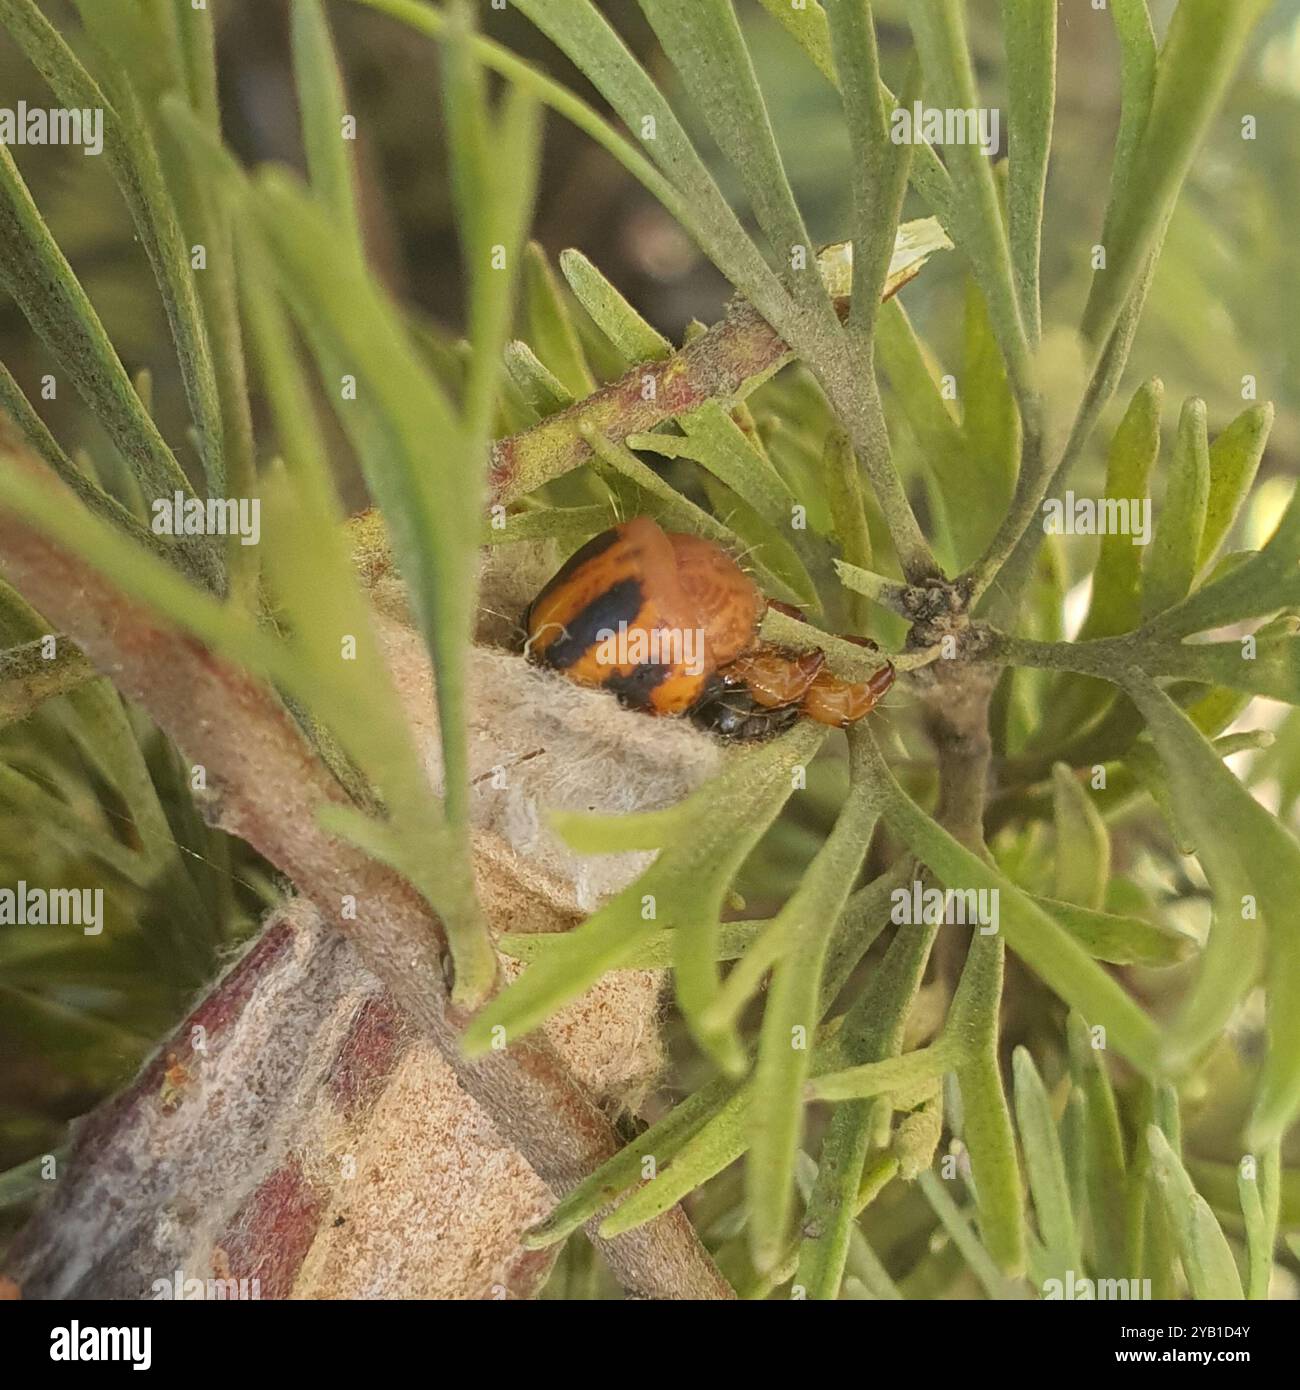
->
522, 621, 571, 659
479, 603, 529, 640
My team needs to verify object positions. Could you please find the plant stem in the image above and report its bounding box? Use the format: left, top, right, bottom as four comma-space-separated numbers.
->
0, 440, 734, 1302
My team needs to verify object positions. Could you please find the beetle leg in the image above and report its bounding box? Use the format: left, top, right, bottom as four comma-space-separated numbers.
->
715, 643, 826, 709
800, 662, 895, 727
688, 681, 802, 740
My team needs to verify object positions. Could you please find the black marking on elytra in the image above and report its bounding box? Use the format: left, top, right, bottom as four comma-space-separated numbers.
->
603, 662, 671, 710
532, 526, 621, 609
540, 576, 645, 670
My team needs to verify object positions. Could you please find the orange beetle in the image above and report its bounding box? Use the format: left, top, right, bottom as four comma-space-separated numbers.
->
523, 517, 894, 739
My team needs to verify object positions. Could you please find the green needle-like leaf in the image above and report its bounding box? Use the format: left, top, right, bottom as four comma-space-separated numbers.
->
0, 142, 210, 573
947, 928, 1026, 1276
1198, 403, 1275, 575
1050, 763, 1110, 911
1146, 1126, 1244, 1299
1000, 0, 1056, 346
292, 0, 366, 257
907, 0, 1030, 401
862, 735, 1163, 1074
1012, 1046, 1080, 1281
641, 0, 834, 341
509, 0, 792, 334
1081, 379, 1163, 640
1124, 676, 1300, 1143
1067, 1013, 1128, 1276
747, 726, 883, 1272
1143, 397, 1210, 618
521, 243, 597, 401
1238, 1142, 1280, 1301
1082, 0, 1270, 354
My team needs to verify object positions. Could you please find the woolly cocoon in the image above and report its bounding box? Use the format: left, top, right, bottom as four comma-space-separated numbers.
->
384, 616, 718, 913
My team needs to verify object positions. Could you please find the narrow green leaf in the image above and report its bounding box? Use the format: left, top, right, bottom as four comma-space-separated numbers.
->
581, 424, 805, 607
0, 763, 148, 887
1082, 0, 1269, 353
559, 248, 672, 363
640, 0, 833, 336
253, 174, 466, 759
946, 929, 1026, 1276
523, 1078, 738, 1248
292, 0, 366, 255
1239, 1142, 1280, 1300
862, 736, 1162, 1073
824, 1, 913, 345
1101, 0, 1157, 248
1143, 397, 1209, 618
1124, 675, 1300, 1142
510, 0, 792, 333
607, 893, 935, 1240
1145, 481, 1300, 640
256, 469, 445, 829
444, 16, 542, 447
832, 559, 911, 620
796, 893, 941, 1294
151, 75, 258, 535
805, 1044, 957, 1106
823, 431, 874, 629
626, 411, 797, 534
917, 1168, 1019, 1299
172, 0, 220, 126
1080, 379, 1163, 640
1050, 763, 1110, 910
1067, 1013, 1128, 1276
1013, 1047, 1080, 1279
521, 243, 597, 399
1000, 0, 1056, 345
1034, 895, 1192, 968
0, 363, 172, 565
55, 0, 228, 498
906, 0, 1030, 400
505, 340, 574, 416
0, 454, 306, 697
756, 0, 835, 82
876, 300, 1001, 567
351, 0, 685, 239
1198, 403, 1275, 575
248, 172, 499, 1000
747, 727, 884, 1271
795, 1118, 879, 1300
481, 504, 611, 549
1061, 1091, 1089, 1247
961, 277, 1021, 518
1146, 1126, 1244, 1299
0, 142, 212, 579
500, 916, 771, 969
599, 1087, 753, 1237
753, 0, 955, 230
